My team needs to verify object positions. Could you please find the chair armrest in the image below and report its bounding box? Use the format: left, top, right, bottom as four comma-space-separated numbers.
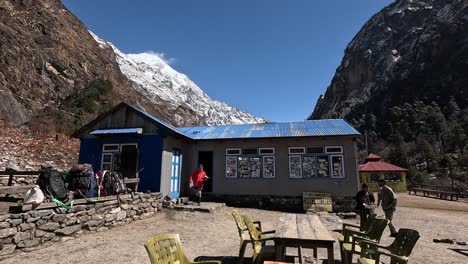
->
352, 234, 376, 244
260, 230, 276, 235
344, 228, 365, 242
343, 223, 360, 230
258, 236, 275, 242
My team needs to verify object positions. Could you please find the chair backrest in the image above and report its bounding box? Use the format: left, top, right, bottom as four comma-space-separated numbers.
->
366, 218, 389, 242
388, 229, 420, 260
144, 233, 188, 264
243, 215, 265, 254
232, 209, 248, 232
361, 213, 377, 232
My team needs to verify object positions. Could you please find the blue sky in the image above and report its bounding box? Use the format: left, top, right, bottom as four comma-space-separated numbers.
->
63, 0, 392, 122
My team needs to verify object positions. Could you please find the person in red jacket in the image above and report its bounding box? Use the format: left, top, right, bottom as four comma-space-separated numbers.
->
189, 164, 209, 205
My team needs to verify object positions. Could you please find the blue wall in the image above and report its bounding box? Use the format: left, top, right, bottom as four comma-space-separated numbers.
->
78, 135, 163, 192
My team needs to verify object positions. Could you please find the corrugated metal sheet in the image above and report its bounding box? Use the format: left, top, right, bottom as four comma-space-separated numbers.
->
177, 119, 360, 140
90, 128, 143, 135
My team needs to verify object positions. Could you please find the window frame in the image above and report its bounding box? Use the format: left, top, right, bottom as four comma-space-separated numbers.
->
325, 146, 343, 154
289, 155, 303, 178
225, 156, 238, 178
262, 156, 276, 178
225, 148, 241, 155
259, 148, 275, 155
242, 148, 259, 155
330, 154, 345, 178
102, 144, 120, 152
288, 147, 306, 154
101, 153, 114, 171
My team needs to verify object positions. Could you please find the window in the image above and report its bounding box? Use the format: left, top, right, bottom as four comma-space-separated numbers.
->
250, 157, 261, 177
289, 147, 306, 154
242, 148, 258, 155
307, 146, 324, 154
384, 173, 401, 182
259, 148, 275, 155
263, 156, 275, 178
289, 156, 302, 178
302, 156, 316, 178
103, 144, 119, 152
238, 157, 250, 178
101, 153, 113, 171
226, 148, 241, 155
225, 156, 237, 178
330, 155, 345, 178
225, 147, 275, 179
368, 173, 380, 182
325, 146, 343, 154
317, 155, 330, 177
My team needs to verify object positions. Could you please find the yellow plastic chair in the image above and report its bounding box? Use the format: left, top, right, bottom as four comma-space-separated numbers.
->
341, 218, 389, 264
232, 210, 275, 264
243, 215, 276, 264
144, 233, 221, 264
340, 213, 377, 245
357, 229, 420, 264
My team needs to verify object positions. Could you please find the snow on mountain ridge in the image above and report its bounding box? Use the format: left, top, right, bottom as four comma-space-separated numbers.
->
90, 31, 266, 126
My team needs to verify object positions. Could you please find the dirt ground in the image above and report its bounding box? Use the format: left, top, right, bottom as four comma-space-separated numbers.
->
2, 194, 468, 264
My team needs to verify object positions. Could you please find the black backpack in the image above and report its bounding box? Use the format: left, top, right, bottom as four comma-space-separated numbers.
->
103, 172, 126, 195
37, 168, 68, 201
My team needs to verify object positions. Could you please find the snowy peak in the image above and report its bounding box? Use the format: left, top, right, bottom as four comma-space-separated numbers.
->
90, 32, 266, 126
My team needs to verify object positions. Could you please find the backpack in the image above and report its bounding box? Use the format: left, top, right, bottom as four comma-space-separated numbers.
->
102, 171, 127, 195
37, 168, 68, 201
69, 168, 96, 198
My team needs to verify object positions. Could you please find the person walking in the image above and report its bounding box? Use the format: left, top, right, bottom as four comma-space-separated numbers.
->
189, 164, 209, 205
355, 183, 375, 227
377, 179, 398, 237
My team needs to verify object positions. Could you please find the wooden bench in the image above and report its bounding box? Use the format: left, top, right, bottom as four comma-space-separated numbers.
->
0, 170, 40, 197
408, 187, 464, 201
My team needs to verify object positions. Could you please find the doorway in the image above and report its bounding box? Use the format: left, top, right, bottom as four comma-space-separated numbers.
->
198, 151, 213, 193
170, 149, 182, 198
120, 144, 138, 178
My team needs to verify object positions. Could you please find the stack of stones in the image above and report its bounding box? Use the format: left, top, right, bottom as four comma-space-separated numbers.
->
0, 192, 162, 256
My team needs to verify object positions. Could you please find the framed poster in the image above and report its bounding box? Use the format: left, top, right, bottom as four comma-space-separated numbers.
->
317, 155, 330, 177
302, 156, 316, 178
225, 156, 238, 178
289, 156, 302, 178
263, 156, 275, 178
238, 156, 250, 178
250, 157, 261, 178
331, 155, 344, 178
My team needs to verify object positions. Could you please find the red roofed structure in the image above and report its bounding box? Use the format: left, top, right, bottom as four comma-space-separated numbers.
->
359, 154, 408, 192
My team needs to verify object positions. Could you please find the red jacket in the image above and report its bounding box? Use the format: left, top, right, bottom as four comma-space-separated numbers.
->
190, 169, 207, 188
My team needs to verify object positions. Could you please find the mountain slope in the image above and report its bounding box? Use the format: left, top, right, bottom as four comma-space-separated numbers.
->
309, 0, 468, 183
91, 33, 266, 126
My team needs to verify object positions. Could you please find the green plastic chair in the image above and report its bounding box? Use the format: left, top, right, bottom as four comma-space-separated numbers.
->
144, 233, 221, 264
341, 218, 389, 264
357, 229, 420, 264
232, 210, 275, 264
340, 213, 377, 244
243, 215, 276, 264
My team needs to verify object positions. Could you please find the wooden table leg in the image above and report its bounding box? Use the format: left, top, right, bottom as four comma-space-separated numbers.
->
275, 242, 284, 261
327, 244, 334, 264
313, 247, 318, 259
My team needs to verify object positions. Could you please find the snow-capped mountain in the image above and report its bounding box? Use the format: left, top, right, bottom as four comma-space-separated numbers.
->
90, 32, 266, 126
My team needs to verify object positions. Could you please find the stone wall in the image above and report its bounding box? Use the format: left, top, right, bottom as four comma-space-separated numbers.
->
205, 194, 356, 213
0, 192, 162, 257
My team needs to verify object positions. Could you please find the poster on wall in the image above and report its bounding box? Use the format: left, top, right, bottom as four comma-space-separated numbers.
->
331, 155, 344, 177
302, 156, 316, 178
250, 157, 261, 177
225, 156, 238, 178
289, 156, 302, 178
317, 155, 329, 177
238, 157, 250, 177
263, 156, 275, 178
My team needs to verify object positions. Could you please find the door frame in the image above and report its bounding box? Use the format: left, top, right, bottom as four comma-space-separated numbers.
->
198, 151, 214, 193
170, 148, 182, 198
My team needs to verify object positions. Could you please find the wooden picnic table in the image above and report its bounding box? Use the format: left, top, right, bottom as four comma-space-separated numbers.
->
274, 213, 335, 264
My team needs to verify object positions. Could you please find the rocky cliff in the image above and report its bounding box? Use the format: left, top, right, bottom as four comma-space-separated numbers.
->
310, 0, 468, 182
311, 0, 467, 122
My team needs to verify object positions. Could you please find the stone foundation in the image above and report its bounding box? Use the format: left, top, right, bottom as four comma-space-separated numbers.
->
0, 192, 162, 257
204, 194, 356, 213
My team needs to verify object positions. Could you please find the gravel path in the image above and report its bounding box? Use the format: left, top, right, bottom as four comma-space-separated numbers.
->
2, 194, 467, 264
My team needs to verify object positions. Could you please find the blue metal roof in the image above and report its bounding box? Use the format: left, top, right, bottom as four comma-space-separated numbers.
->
177, 119, 360, 140
90, 128, 143, 135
